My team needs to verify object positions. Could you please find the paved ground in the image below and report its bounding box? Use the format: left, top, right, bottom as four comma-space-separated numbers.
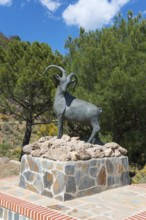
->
0, 176, 146, 220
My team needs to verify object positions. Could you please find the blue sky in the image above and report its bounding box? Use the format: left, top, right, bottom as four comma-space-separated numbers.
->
0, 0, 146, 54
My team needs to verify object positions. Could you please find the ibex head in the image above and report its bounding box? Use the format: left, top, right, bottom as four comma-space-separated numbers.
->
43, 65, 77, 92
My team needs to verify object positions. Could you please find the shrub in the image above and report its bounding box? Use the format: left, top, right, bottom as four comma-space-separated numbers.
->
0, 113, 8, 121
1, 123, 13, 134
37, 123, 58, 137
132, 165, 146, 184
12, 147, 21, 160
0, 141, 12, 157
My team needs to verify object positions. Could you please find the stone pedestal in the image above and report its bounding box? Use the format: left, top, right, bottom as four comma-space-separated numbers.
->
19, 155, 129, 201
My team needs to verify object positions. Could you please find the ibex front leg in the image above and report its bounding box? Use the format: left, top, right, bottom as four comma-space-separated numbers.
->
57, 117, 63, 139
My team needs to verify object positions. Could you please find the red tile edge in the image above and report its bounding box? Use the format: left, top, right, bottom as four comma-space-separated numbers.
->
125, 211, 146, 220
0, 192, 77, 220
130, 184, 146, 189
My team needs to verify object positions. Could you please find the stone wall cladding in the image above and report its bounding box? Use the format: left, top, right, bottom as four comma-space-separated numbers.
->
19, 155, 130, 201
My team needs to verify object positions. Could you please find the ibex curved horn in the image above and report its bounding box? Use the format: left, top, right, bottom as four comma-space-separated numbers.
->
43, 65, 66, 78
68, 73, 78, 90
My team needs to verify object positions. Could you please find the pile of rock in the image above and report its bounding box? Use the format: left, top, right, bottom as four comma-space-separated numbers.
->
23, 135, 127, 161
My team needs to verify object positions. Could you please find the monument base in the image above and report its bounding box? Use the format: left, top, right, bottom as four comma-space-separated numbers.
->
19, 155, 129, 201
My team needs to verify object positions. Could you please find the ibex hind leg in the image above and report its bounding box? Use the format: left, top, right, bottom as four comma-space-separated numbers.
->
87, 121, 100, 143
57, 117, 63, 139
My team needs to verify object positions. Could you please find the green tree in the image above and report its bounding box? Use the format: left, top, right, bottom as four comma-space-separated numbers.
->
65, 12, 146, 164
0, 37, 63, 159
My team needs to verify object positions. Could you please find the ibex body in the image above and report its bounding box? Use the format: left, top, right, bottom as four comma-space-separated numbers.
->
44, 65, 102, 143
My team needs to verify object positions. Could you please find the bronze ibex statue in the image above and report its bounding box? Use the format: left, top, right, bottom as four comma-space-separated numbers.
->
44, 65, 102, 143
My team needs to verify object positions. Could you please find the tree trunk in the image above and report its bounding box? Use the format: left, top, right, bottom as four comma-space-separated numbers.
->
19, 121, 32, 161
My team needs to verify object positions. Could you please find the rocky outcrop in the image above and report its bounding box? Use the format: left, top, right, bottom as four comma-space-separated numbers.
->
23, 135, 127, 161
